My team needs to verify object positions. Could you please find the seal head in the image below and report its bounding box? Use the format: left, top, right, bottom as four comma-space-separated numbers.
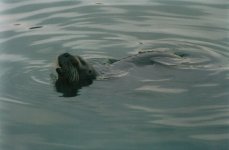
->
55, 53, 97, 97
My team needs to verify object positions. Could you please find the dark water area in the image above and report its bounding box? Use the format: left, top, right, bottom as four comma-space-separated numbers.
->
0, 0, 229, 149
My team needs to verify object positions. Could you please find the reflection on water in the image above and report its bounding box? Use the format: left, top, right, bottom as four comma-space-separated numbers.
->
0, 0, 228, 149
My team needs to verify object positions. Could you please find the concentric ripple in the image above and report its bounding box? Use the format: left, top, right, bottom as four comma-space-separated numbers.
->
0, 53, 56, 105
137, 39, 229, 70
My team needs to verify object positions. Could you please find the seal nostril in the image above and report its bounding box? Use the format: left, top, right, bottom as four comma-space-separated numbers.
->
88, 70, 92, 74
56, 68, 63, 75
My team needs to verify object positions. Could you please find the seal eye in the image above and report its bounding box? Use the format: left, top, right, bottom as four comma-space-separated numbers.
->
72, 59, 79, 67
88, 70, 92, 74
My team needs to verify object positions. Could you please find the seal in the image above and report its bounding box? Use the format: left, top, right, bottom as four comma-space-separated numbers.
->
53, 49, 229, 97
54, 51, 187, 97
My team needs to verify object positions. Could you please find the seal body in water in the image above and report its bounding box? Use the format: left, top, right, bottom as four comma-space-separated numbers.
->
53, 47, 228, 97
54, 51, 186, 97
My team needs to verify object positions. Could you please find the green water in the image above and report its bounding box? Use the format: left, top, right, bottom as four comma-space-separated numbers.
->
0, 0, 229, 149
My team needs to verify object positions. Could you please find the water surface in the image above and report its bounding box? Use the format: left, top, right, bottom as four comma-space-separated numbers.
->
0, 0, 229, 150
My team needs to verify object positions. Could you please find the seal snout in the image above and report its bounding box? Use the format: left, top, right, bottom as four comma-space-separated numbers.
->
58, 53, 77, 68
56, 53, 80, 82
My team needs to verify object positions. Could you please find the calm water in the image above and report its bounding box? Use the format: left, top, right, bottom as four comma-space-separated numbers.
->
0, 0, 229, 149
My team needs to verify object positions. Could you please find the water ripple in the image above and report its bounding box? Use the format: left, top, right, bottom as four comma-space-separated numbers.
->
127, 104, 229, 128
135, 85, 188, 94
0, 97, 30, 105
191, 133, 229, 141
